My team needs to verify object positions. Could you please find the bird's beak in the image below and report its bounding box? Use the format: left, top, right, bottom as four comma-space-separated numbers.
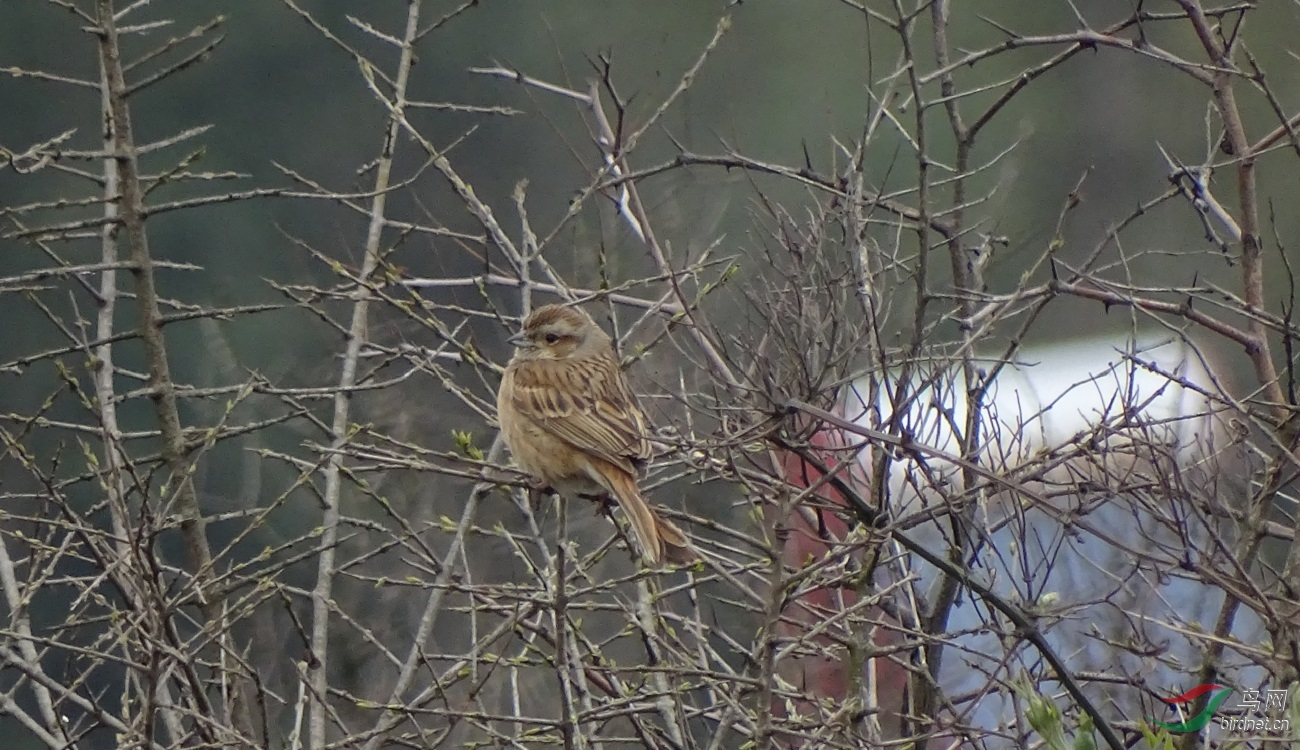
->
507, 331, 531, 348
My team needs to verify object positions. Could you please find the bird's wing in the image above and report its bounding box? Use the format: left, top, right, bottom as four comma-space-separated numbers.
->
507, 354, 653, 472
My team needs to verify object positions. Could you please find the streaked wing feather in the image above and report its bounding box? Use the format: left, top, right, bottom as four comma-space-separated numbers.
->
509, 355, 652, 471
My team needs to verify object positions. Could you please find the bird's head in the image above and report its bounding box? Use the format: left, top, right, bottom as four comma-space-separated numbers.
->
508, 304, 610, 360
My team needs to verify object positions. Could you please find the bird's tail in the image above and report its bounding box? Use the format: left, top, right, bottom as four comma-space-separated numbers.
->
605, 468, 697, 566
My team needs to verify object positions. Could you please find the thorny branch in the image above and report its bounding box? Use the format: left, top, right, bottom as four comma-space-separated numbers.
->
2, 2, 1300, 750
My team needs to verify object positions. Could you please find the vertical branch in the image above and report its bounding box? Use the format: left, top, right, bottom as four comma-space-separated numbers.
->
551, 519, 582, 750
94, 3, 243, 740
635, 577, 688, 748
892, 2, 954, 742
754, 451, 797, 749
1176, 1, 1284, 415
308, 2, 424, 747
93, 41, 190, 747
94, 56, 132, 581
1173, 8, 1293, 749
0, 541, 66, 746
95, 0, 215, 596
916, 0, 988, 738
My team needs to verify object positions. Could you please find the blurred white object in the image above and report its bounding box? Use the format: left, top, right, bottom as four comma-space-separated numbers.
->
843, 335, 1227, 515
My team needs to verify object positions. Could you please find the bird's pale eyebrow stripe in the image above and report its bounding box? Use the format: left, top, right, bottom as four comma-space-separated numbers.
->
524, 304, 586, 331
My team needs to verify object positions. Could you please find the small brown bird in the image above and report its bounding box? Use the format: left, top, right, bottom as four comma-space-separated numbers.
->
497, 304, 695, 566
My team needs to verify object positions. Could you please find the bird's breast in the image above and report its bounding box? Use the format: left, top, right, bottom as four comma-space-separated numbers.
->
499, 399, 583, 482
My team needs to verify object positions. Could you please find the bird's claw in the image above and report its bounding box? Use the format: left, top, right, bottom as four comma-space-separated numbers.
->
526, 479, 554, 513
588, 492, 615, 518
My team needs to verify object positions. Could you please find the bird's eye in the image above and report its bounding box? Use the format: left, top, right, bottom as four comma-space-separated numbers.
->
544, 332, 560, 344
